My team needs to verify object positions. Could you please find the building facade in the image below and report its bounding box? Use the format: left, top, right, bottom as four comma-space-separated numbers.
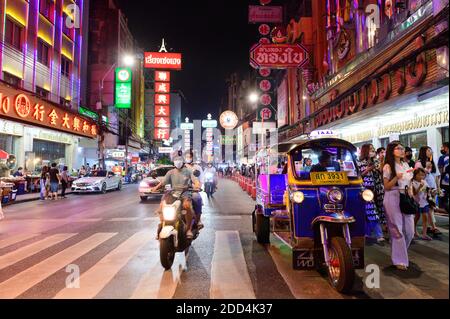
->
0, 0, 97, 174
279, 0, 449, 160
87, 0, 146, 169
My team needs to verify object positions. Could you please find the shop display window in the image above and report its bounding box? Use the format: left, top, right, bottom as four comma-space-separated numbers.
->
441, 127, 449, 143
400, 131, 427, 159
32, 139, 66, 171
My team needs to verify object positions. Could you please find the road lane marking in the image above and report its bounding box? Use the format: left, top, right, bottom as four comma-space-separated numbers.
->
130, 241, 186, 299
0, 233, 40, 250
0, 234, 77, 270
54, 231, 150, 299
210, 231, 255, 299
0, 233, 116, 299
109, 217, 141, 222
142, 217, 159, 221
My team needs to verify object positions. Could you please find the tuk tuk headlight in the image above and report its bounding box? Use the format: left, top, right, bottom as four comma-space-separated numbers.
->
327, 189, 343, 203
162, 206, 177, 221
362, 189, 374, 202
291, 191, 305, 204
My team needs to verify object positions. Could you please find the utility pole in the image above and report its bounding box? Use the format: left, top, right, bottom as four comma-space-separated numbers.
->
125, 112, 129, 175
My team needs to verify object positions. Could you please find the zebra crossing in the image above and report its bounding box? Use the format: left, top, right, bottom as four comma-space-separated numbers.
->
0, 224, 447, 299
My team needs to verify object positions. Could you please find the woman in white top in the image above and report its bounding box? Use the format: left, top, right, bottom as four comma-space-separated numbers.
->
383, 141, 415, 271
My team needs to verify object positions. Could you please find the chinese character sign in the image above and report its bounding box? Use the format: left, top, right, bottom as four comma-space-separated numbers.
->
155, 71, 171, 82
0, 84, 97, 138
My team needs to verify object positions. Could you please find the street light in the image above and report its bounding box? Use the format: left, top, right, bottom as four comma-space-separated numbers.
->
122, 55, 135, 67
97, 54, 138, 169
248, 92, 259, 104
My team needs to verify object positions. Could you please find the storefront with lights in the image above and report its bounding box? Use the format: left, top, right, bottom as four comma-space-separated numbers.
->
297, 0, 449, 159
0, 81, 98, 176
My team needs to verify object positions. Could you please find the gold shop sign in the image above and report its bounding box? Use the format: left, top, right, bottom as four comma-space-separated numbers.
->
378, 111, 449, 137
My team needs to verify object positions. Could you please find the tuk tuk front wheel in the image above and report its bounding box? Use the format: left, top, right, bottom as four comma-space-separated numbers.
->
255, 213, 270, 244
327, 237, 355, 293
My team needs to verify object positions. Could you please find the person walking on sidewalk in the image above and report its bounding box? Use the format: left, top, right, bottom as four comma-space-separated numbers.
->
60, 166, 69, 199
48, 163, 61, 200
383, 141, 415, 271
357, 144, 386, 245
40, 166, 50, 200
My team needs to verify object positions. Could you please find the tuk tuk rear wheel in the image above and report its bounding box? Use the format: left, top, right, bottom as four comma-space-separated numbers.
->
327, 237, 355, 293
255, 213, 270, 244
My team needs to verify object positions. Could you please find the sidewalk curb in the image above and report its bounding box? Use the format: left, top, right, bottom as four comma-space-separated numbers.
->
4, 184, 133, 206
4, 192, 75, 206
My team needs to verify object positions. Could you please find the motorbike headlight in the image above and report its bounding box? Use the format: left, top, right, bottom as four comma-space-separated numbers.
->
162, 206, 177, 221
362, 189, 374, 202
327, 189, 343, 203
290, 191, 305, 204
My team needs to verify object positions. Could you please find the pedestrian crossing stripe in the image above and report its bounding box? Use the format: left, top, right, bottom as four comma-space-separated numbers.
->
0, 233, 116, 298
0, 229, 446, 299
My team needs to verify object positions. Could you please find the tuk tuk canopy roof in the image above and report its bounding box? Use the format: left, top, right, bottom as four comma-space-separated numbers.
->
286, 138, 357, 154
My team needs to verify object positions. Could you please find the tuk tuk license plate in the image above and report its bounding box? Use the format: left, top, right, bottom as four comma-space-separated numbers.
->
310, 172, 349, 185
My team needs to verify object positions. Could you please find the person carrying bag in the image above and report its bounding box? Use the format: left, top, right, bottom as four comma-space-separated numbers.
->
383, 142, 415, 271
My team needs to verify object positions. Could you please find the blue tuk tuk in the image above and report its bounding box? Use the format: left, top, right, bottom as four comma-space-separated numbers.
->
253, 138, 373, 293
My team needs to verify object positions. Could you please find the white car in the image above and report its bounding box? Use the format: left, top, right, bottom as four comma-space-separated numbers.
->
72, 171, 123, 194
139, 165, 174, 201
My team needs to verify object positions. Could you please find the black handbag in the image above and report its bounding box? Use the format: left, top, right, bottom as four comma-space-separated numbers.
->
400, 186, 419, 215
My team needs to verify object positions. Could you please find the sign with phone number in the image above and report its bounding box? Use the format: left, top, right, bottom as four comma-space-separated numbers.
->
310, 172, 349, 185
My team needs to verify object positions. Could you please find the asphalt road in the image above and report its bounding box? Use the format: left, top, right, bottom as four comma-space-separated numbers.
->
0, 179, 448, 299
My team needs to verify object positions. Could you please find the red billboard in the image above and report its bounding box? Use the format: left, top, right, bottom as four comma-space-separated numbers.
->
154, 116, 170, 129
155, 94, 171, 105
250, 43, 309, 69
155, 71, 171, 82
154, 128, 170, 140
155, 82, 171, 93
155, 105, 170, 117
248, 5, 283, 24
145, 52, 182, 70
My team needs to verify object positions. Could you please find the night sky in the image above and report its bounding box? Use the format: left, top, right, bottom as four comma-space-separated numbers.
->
117, 0, 267, 121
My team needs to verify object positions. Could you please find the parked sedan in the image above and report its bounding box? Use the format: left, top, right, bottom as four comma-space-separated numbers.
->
139, 165, 174, 201
72, 171, 123, 194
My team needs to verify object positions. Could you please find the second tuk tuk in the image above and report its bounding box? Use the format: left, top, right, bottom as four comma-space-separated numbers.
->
253, 138, 373, 293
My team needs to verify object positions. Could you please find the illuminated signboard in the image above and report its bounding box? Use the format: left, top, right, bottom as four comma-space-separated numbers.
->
155, 94, 170, 105
115, 68, 132, 109
145, 52, 182, 70
154, 128, 170, 141
155, 82, 171, 93
0, 84, 97, 138
155, 71, 171, 82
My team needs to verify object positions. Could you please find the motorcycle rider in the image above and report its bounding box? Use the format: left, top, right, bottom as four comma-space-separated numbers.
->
184, 150, 204, 229
204, 162, 218, 192
150, 153, 200, 239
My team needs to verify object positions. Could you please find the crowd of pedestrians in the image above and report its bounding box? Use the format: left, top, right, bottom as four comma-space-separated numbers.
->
356, 141, 448, 271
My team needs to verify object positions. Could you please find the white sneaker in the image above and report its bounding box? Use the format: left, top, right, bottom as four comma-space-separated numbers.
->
186, 230, 193, 239
197, 222, 204, 230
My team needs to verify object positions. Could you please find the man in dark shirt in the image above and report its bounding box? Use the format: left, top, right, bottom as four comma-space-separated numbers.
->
48, 163, 60, 200
310, 152, 341, 173
405, 147, 416, 168
13, 167, 24, 177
